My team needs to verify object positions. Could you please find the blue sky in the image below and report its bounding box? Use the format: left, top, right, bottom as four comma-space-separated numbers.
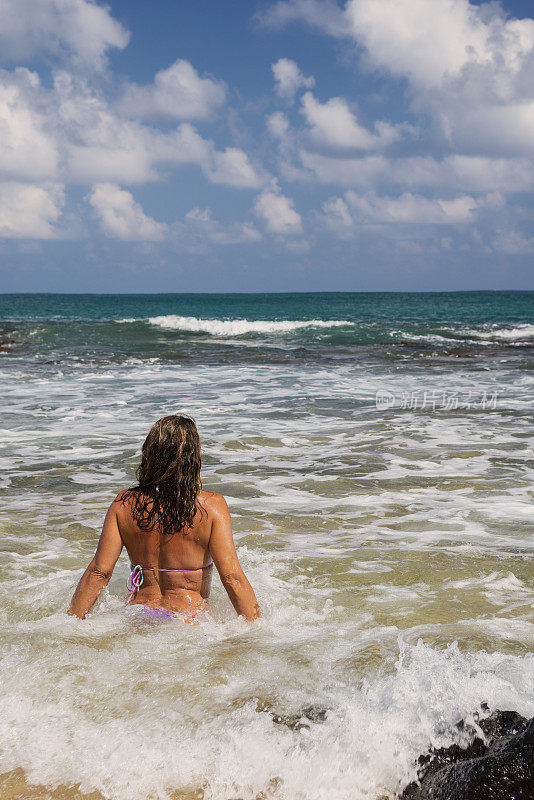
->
0, 0, 533, 292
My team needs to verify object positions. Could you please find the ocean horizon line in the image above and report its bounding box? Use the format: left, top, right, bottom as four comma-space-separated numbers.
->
1, 288, 534, 297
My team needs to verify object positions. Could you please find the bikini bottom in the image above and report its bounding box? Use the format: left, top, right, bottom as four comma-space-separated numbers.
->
128, 605, 204, 625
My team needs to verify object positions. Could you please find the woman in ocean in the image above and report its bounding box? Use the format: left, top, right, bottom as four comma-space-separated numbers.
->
68, 415, 261, 622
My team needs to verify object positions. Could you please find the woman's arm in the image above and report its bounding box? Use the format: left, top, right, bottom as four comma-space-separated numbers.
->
68, 499, 123, 619
208, 495, 261, 621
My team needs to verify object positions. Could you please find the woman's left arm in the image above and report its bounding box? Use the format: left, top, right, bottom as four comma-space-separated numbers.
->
68, 499, 124, 619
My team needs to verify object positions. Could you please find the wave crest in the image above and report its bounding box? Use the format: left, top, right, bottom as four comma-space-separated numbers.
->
467, 323, 534, 342
144, 315, 352, 336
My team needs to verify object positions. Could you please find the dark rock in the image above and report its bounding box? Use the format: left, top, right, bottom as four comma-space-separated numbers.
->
255, 699, 329, 732
479, 710, 529, 744
401, 709, 534, 800
272, 704, 329, 731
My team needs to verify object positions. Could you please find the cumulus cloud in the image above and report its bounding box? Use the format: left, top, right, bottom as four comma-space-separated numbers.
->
206, 147, 264, 189
55, 73, 199, 184
299, 151, 534, 193
88, 183, 166, 240
266, 111, 290, 139
300, 91, 400, 149
0, 182, 64, 238
0, 0, 129, 70
118, 60, 226, 121
0, 69, 262, 190
493, 228, 534, 254
322, 196, 353, 232
264, 0, 534, 157
254, 187, 303, 234
320, 189, 505, 234
345, 0, 534, 154
0, 68, 59, 180
345, 191, 479, 224
272, 58, 315, 102
184, 206, 261, 245
258, 0, 347, 37
345, 0, 534, 92
449, 102, 534, 156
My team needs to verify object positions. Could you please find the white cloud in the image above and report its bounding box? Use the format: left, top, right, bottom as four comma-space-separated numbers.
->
55, 73, 213, 184
345, 0, 534, 155
449, 102, 534, 156
493, 228, 534, 254
272, 58, 315, 101
267, 111, 290, 139
267, 0, 534, 157
345, 191, 479, 224
266, 0, 534, 96
118, 60, 226, 121
322, 196, 353, 232
286, 237, 310, 253
88, 183, 166, 240
0, 0, 129, 70
321, 190, 489, 231
299, 151, 534, 193
0, 69, 262, 190
345, 0, 534, 92
0, 182, 64, 238
61, 79, 262, 188
300, 91, 400, 149
65, 115, 209, 186
299, 150, 387, 185
254, 187, 302, 234
206, 147, 264, 189
258, 0, 347, 37
0, 68, 58, 180
184, 206, 261, 244
85, 191, 261, 247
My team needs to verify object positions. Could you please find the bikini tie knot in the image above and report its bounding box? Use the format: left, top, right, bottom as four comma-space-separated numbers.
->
126, 564, 143, 594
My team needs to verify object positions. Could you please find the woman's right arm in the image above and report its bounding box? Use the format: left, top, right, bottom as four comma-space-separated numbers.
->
208, 495, 260, 621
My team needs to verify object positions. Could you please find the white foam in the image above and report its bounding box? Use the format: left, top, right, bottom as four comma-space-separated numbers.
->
444, 572, 534, 608
141, 315, 351, 336
389, 331, 458, 344
0, 633, 531, 800
463, 323, 534, 342
387, 323, 534, 346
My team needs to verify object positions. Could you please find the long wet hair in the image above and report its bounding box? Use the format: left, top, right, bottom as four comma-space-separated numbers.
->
123, 415, 203, 533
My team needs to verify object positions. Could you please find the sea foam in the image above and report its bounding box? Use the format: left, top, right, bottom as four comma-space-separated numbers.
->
143, 315, 352, 336
464, 323, 534, 341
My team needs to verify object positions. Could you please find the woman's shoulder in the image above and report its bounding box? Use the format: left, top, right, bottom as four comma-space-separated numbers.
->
110, 488, 139, 518
112, 488, 134, 505
198, 490, 229, 518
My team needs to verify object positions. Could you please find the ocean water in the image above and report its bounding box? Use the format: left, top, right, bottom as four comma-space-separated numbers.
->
0, 291, 533, 800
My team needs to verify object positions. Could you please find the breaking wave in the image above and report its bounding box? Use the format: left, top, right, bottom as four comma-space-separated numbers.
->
464, 323, 534, 342
142, 316, 352, 336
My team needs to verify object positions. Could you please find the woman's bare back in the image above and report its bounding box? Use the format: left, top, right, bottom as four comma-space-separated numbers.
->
69, 486, 260, 621
117, 489, 219, 613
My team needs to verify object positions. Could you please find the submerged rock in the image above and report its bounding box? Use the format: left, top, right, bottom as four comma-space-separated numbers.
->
254, 698, 329, 731
272, 704, 329, 731
401, 709, 534, 800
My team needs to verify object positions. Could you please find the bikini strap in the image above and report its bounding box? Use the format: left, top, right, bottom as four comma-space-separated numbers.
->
125, 562, 213, 604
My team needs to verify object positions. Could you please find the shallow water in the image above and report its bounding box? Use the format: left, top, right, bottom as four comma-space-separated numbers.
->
0, 292, 533, 800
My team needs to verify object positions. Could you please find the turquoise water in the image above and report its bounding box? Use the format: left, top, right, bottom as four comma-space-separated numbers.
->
2, 291, 532, 323
0, 292, 533, 800
2, 290, 534, 366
